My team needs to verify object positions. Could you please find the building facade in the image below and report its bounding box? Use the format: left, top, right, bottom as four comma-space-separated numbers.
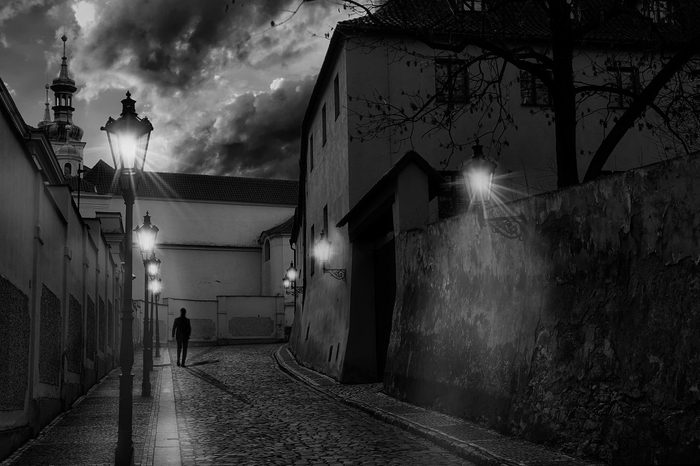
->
0, 78, 123, 461
290, 0, 695, 381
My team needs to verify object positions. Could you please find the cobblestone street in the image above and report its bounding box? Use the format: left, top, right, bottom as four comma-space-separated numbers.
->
171, 344, 470, 465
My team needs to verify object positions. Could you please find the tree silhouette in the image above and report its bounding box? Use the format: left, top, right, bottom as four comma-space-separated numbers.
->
297, 0, 700, 188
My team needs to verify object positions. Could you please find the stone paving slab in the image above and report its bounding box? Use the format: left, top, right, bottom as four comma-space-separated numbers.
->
3, 350, 165, 466
274, 345, 597, 466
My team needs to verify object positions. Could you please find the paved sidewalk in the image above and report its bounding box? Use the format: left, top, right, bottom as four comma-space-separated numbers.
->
3, 348, 169, 466
274, 345, 596, 466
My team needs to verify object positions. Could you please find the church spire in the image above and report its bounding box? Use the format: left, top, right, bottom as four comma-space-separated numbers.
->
51, 34, 77, 124
38, 84, 52, 127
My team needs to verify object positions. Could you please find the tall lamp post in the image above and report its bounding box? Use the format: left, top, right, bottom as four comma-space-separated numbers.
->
135, 213, 159, 396
151, 277, 162, 358
103, 91, 153, 466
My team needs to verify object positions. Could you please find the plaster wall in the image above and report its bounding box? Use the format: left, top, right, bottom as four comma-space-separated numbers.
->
150, 246, 261, 301
386, 156, 700, 464
293, 45, 352, 379
344, 37, 671, 200
0, 112, 121, 460
217, 296, 284, 340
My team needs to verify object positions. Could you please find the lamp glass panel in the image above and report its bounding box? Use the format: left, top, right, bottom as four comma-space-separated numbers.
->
286, 266, 298, 281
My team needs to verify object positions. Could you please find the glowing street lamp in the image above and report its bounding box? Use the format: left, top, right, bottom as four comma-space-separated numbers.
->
136, 211, 159, 397
282, 262, 303, 296
463, 141, 497, 204
151, 277, 163, 357
314, 230, 346, 280
103, 91, 153, 466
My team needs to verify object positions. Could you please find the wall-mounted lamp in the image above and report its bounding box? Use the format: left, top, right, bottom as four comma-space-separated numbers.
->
314, 230, 346, 280
282, 262, 304, 296
463, 141, 497, 204
462, 141, 526, 241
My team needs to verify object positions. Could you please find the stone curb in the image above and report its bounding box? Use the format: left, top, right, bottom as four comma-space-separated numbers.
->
273, 345, 596, 466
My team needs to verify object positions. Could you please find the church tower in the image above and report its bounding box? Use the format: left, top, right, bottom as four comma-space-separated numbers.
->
39, 35, 85, 177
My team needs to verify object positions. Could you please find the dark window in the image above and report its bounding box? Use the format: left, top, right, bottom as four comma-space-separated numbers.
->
608, 65, 639, 109
309, 134, 314, 172
640, 0, 673, 23
264, 239, 270, 261
64, 163, 72, 177
455, 0, 484, 12
323, 205, 328, 236
334, 74, 340, 120
520, 70, 551, 107
435, 59, 469, 104
310, 224, 315, 276
322, 104, 327, 146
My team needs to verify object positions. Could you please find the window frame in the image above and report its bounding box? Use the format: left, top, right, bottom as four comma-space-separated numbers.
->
607, 64, 640, 110
322, 104, 327, 146
519, 70, 552, 107
435, 59, 470, 104
333, 74, 340, 120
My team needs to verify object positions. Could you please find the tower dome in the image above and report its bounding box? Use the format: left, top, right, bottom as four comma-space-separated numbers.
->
40, 35, 86, 178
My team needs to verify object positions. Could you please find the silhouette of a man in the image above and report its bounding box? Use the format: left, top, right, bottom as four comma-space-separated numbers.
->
172, 307, 191, 367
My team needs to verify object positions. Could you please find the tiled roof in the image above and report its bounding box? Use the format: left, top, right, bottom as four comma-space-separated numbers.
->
259, 216, 295, 242
339, 0, 694, 45
78, 160, 298, 206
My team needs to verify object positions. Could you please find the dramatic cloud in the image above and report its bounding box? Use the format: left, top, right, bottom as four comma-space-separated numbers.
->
2, 0, 354, 178
175, 75, 316, 179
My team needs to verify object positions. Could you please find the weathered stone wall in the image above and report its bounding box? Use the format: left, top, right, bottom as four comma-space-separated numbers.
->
386, 157, 700, 464
67, 295, 82, 374
38, 285, 61, 385
0, 275, 30, 411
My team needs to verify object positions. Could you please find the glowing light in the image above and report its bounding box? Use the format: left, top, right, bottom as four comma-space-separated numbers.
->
117, 133, 137, 169
468, 170, 493, 200
282, 278, 291, 289
285, 264, 298, 282
313, 236, 331, 263
148, 279, 161, 293
147, 261, 159, 277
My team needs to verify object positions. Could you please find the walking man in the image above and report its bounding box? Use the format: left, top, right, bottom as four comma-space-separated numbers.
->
172, 307, 191, 367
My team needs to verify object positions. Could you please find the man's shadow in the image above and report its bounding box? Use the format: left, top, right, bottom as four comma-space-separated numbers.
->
183, 359, 219, 367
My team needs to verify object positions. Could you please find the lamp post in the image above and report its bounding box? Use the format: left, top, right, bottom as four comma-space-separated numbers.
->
282, 262, 303, 296
102, 91, 153, 466
135, 213, 159, 396
151, 277, 162, 358
313, 230, 346, 280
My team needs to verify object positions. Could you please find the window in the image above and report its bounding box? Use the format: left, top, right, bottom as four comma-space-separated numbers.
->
608, 65, 639, 109
309, 134, 314, 172
455, 0, 484, 12
264, 239, 270, 261
322, 104, 327, 146
310, 225, 315, 276
334, 74, 340, 120
323, 205, 328, 236
64, 163, 72, 177
435, 59, 469, 104
519, 70, 551, 107
639, 0, 673, 23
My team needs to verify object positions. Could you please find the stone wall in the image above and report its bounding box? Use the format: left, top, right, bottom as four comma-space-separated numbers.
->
0, 275, 30, 411
385, 157, 700, 464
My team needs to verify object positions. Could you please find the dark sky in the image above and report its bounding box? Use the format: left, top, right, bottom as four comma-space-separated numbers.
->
0, 0, 353, 179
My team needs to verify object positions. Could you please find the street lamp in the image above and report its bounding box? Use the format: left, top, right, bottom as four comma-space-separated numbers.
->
282, 262, 303, 296
313, 230, 346, 280
135, 212, 159, 396
102, 91, 153, 466
462, 141, 497, 204
150, 277, 162, 357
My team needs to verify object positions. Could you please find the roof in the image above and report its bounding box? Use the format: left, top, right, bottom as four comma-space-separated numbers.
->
258, 215, 295, 243
339, 0, 698, 46
77, 159, 298, 206
337, 150, 443, 228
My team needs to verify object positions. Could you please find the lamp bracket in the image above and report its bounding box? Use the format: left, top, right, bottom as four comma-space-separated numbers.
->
323, 267, 346, 281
